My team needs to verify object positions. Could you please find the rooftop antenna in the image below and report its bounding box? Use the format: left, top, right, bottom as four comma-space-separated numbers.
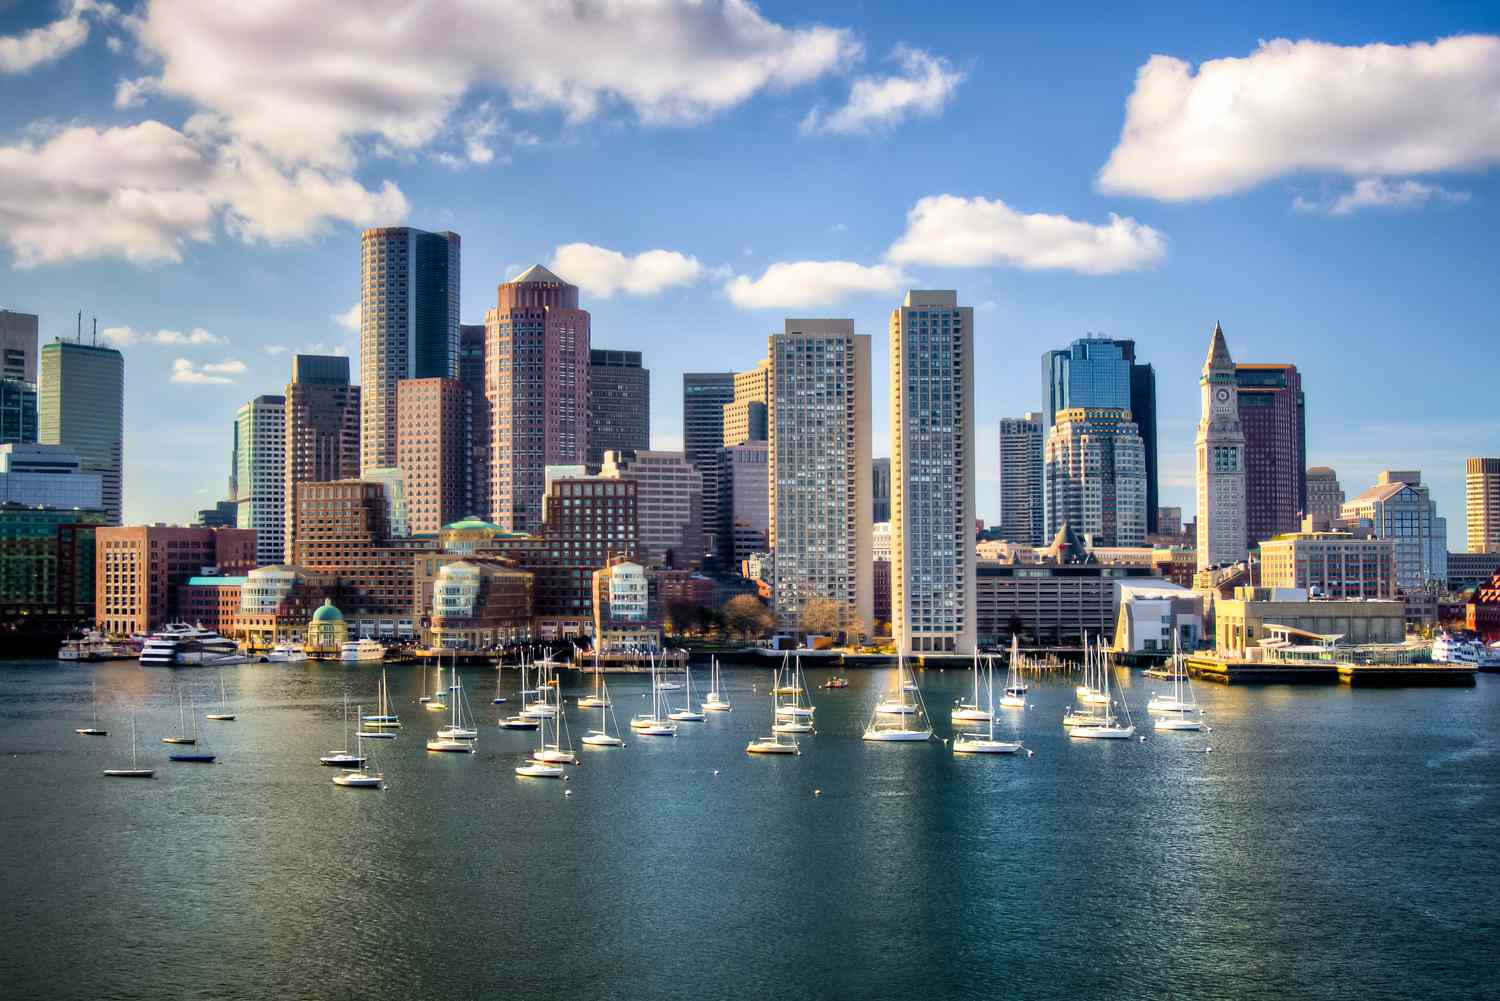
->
92, 316, 97, 347
76, 310, 82, 342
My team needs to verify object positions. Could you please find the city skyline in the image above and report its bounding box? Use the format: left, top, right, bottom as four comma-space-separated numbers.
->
1, 4, 1498, 543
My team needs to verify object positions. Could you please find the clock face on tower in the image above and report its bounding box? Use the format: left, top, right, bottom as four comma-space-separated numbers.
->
1215, 388, 1230, 403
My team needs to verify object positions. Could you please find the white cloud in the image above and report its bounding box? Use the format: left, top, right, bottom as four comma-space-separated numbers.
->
0, 0, 111, 75
1098, 35, 1500, 201
0, 120, 406, 266
1295, 178, 1473, 216
801, 45, 964, 135
99, 325, 227, 347
887, 194, 1166, 274
170, 357, 246, 384
113, 75, 158, 109
130, 0, 858, 169
264, 344, 288, 356
548, 244, 705, 298
725, 260, 911, 309
333, 303, 361, 332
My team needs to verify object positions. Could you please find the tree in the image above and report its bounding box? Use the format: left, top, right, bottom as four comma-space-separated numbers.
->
722, 595, 774, 641
799, 597, 844, 638
664, 599, 699, 637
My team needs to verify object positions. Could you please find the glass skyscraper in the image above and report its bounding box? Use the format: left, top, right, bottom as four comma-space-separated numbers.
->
38, 340, 124, 524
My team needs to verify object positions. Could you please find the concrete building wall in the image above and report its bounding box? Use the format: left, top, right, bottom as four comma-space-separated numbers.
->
1467, 457, 1500, 554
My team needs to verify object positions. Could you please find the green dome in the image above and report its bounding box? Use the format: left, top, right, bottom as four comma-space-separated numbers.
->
312, 599, 344, 622
444, 517, 500, 531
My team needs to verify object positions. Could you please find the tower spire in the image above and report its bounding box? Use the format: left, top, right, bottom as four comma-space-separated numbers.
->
1203, 321, 1233, 376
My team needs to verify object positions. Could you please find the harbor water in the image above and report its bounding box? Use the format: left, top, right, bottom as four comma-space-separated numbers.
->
1, 658, 1496, 1000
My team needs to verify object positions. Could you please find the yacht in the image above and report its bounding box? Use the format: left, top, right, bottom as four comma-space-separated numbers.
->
58, 629, 115, 662
139, 624, 243, 667
266, 642, 309, 663
340, 638, 385, 663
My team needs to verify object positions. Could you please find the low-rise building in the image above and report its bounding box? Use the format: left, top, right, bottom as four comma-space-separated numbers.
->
1213, 586, 1405, 654
0, 504, 104, 622
1448, 551, 1500, 593
176, 574, 246, 636
1259, 528, 1398, 599
592, 557, 661, 652
307, 599, 348, 655
1113, 582, 1204, 654
1467, 567, 1500, 643
428, 557, 532, 649
95, 524, 256, 636
236, 564, 340, 650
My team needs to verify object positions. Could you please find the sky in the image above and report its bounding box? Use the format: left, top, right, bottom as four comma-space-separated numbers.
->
1, 0, 1498, 546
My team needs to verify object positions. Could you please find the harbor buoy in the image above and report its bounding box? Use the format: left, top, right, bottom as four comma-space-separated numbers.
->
1026, 750, 1034, 758
564, 789, 573, 796
712, 769, 720, 776
813, 788, 822, 797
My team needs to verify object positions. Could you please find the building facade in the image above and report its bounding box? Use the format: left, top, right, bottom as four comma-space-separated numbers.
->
1214, 588, 1405, 654
0, 505, 103, 622
1044, 407, 1147, 547
1258, 530, 1398, 599
871, 456, 891, 524
95, 525, 256, 635
599, 449, 703, 568
487, 265, 591, 533
0, 309, 38, 383
1235, 363, 1305, 545
234, 394, 285, 566
1467, 457, 1500, 554
396, 377, 465, 535
1340, 470, 1447, 591
535, 474, 639, 634
458, 323, 489, 520
1305, 466, 1344, 525
1195, 323, 1247, 571
0, 378, 37, 446
283, 354, 360, 562
1449, 551, 1500, 592
890, 290, 975, 656
587, 349, 650, 464
769, 320, 872, 634
428, 557, 532, 649
359, 227, 460, 472
0, 443, 103, 509
38, 339, 124, 524
592, 557, 661, 651
724, 359, 769, 448
998, 413, 1044, 544
717, 441, 769, 567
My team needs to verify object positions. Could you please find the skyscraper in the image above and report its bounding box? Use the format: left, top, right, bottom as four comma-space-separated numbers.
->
359, 227, 460, 473
1041, 337, 1159, 532
1467, 457, 1500, 554
0, 309, 38, 382
871, 457, 891, 524
599, 449, 704, 567
234, 394, 286, 566
284, 354, 360, 561
1236, 363, 1306, 545
1341, 471, 1447, 590
723, 359, 769, 447
1044, 407, 1147, 547
890, 290, 975, 656
1306, 466, 1344, 525
718, 441, 769, 565
458, 323, 489, 519
1195, 323, 1247, 571
998, 413, 1044, 544
0, 378, 37, 446
38, 339, 124, 524
588, 349, 650, 463
397, 377, 465, 534
486, 265, 591, 533
769, 319, 871, 633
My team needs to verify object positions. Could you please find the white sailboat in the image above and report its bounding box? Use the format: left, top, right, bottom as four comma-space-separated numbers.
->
1151, 640, 1204, 732
581, 678, 625, 747
516, 710, 565, 777
161, 686, 197, 745
520, 654, 557, 719
76, 678, 107, 736
333, 712, 385, 787
863, 656, 933, 742
320, 692, 367, 766
577, 646, 609, 709
422, 659, 447, 711
701, 657, 731, 712
747, 669, 800, 755
952, 647, 992, 722
428, 666, 477, 751
1069, 646, 1136, 740
532, 681, 577, 764
668, 661, 705, 722
168, 693, 216, 763
953, 654, 1022, 754
103, 712, 154, 778
359, 668, 401, 736
1000, 635, 1027, 708
774, 655, 815, 718
629, 652, 677, 736
205, 669, 236, 721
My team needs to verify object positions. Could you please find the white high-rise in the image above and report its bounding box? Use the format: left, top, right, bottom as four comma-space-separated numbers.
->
890, 290, 975, 656
1195, 323, 1247, 571
1044, 407, 1147, 547
235, 394, 286, 566
998, 412, 1044, 545
768, 319, 872, 634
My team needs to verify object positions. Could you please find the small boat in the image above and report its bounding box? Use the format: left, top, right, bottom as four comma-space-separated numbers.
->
205, 669, 236, 721
60, 628, 114, 662
320, 693, 367, 766
863, 655, 933, 742
339, 638, 384, 663
103, 713, 155, 778
668, 662, 705, 722
76, 678, 108, 736
267, 642, 309, 663
953, 654, 1022, 754
1000, 635, 1027, 708
628, 652, 678, 736
519, 655, 557, 717
577, 646, 610, 709
499, 715, 540, 731
701, 656, 731, 711
772, 719, 813, 734
169, 696, 215, 761
427, 665, 478, 752
952, 648, 992, 722
361, 669, 402, 731
333, 726, 383, 788
747, 669, 800, 756
773, 655, 815, 720
530, 680, 576, 764
423, 660, 447, 712
515, 761, 564, 778
581, 678, 625, 747
820, 676, 849, 689
1151, 641, 1205, 732
491, 661, 509, 705
1068, 647, 1136, 740
161, 687, 197, 744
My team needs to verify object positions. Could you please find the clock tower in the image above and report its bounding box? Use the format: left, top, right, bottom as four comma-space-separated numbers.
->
1195, 322, 1247, 571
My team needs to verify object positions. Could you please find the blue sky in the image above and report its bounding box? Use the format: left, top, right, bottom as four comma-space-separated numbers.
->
1, 1, 1497, 545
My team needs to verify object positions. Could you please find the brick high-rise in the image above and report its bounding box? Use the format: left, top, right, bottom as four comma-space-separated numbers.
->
397, 378, 465, 534
1235, 363, 1305, 546
283, 354, 360, 561
96, 525, 256, 635
486, 265, 590, 533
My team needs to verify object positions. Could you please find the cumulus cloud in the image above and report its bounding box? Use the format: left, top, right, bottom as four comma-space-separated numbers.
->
1097, 35, 1500, 201
548, 244, 705, 298
0, 120, 406, 267
0, 0, 111, 75
802, 45, 964, 135
170, 357, 246, 384
887, 194, 1165, 274
113, 75, 158, 109
99, 325, 226, 347
264, 344, 288, 356
1295, 178, 1473, 215
333, 303, 361, 332
725, 260, 911, 309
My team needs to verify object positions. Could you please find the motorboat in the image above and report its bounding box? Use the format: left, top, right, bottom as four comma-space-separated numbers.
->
140, 624, 243, 667
59, 629, 115, 662
339, 638, 384, 663
266, 643, 309, 663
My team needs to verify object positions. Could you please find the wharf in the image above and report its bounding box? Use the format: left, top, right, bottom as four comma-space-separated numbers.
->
1187, 654, 1475, 687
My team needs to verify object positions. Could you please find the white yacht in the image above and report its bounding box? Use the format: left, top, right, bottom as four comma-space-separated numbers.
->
1431, 632, 1500, 669
340, 638, 385, 663
58, 629, 115, 662
266, 642, 309, 663
139, 624, 243, 667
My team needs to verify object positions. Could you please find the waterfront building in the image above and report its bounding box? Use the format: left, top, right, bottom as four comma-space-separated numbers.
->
1044, 407, 1147, 547
1213, 586, 1405, 654
0, 443, 103, 509
599, 449, 704, 568
535, 473, 639, 636
487, 265, 591, 533
1448, 551, 1500, 592
359, 226, 460, 473
998, 413, 1044, 544
1306, 466, 1344, 525
234, 394, 285, 566
458, 323, 490, 520
872, 520, 892, 628
95, 525, 256, 636
1467, 566, 1500, 643
592, 556, 661, 651
396, 377, 465, 535
588, 349, 650, 464
283, 354, 360, 561
1042, 337, 1159, 533
872, 457, 891, 524
0, 309, 38, 382
235, 564, 339, 650
175, 573, 246, 638
723, 359, 769, 448
1112, 582, 1203, 654
362, 467, 410, 538
306, 599, 348, 655
890, 290, 975, 656
717, 441, 769, 566
1195, 323, 1247, 571
1467, 457, 1500, 554
38, 339, 123, 525
429, 557, 532, 649
768, 320, 872, 634
1258, 528, 1398, 599
1340, 470, 1447, 591
0, 504, 103, 622
1, 378, 37, 445
1235, 363, 1305, 545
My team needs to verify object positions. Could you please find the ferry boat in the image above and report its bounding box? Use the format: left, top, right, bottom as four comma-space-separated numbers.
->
340, 638, 385, 663
58, 629, 115, 662
1431, 633, 1500, 669
266, 642, 309, 663
139, 624, 244, 667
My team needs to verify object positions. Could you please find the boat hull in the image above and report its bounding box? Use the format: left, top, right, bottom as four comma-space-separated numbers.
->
581, 732, 622, 746
746, 740, 798, 755
332, 772, 383, 787
576, 697, 609, 709
498, 718, 539, 730
951, 708, 992, 722
205, 714, 236, 721
1069, 725, 1136, 740
161, 736, 196, 745
1000, 696, 1026, 708
516, 764, 564, 778
533, 750, 577, 765
103, 769, 154, 778
425, 739, 475, 753
357, 731, 397, 740
862, 728, 932, 742
702, 701, 732, 712
319, 754, 366, 767
953, 738, 1022, 754
1153, 718, 1203, 731
75, 728, 107, 736
668, 711, 705, 722
168, 753, 216, 763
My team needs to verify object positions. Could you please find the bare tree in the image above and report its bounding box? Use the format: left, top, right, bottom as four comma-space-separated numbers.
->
722, 595, 774, 641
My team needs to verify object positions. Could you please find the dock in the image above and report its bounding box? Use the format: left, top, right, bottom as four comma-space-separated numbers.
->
1187, 654, 1475, 687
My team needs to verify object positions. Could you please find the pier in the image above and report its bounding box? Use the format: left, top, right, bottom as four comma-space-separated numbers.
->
1187, 653, 1475, 687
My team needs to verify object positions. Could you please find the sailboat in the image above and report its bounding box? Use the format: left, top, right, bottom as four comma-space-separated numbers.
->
577, 646, 609, 709
161, 687, 197, 744
952, 647, 992, 722
205, 669, 236, 721
332, 719, 384, 788
772, 654, 802, 695
520, 654, 557, 718
953, 653, 1022, 754
516, 707, 565, 778
580, 678, 625, 747
169, 693, 216, 762
774, 655, 815, 718
320, 692, 367, 766
701, 657, 731, 711
359, 668, 401, 736
1076, 636, 1109, 704
668, 661, 705, 722
423, 658, 448, 711
1151, 640, 1204, 732
428, 666, 478, 752
76, 678, 107, 736
863, 656, 934, 741
531, 682, 577, 764
103, 712, 154, 778
491, 660, 508, 705
747, 669, 800, 755
628, 652, 678, 736
1000, 636, 1027, 708
1068, 646, 1136, 740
